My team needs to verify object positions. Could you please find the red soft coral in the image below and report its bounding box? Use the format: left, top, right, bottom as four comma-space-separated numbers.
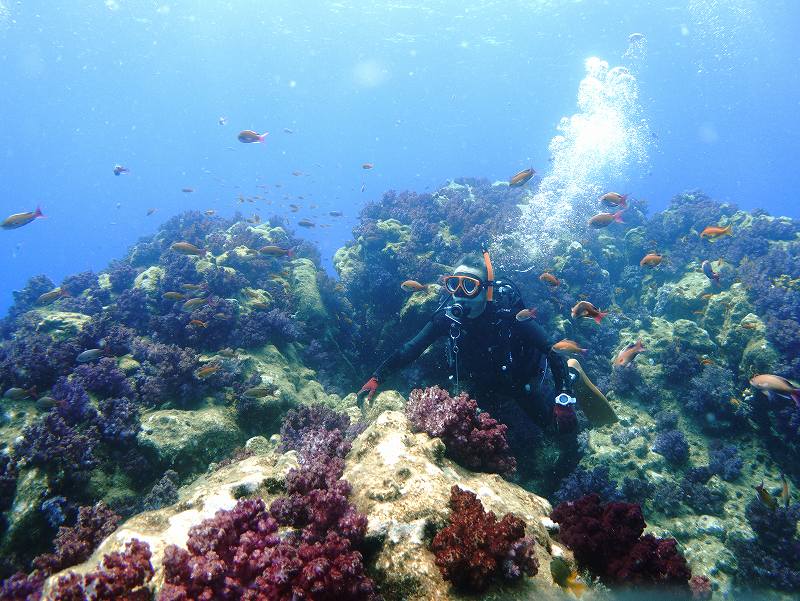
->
431, 485, 538, 592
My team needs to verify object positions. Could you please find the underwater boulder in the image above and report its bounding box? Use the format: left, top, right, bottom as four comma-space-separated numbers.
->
132, 265, 164, 294
652, 271, 710, 321
290, 257, 326, 327
0, 467, 50, 562
33, 311, 93, 341
137, 406, 244, 474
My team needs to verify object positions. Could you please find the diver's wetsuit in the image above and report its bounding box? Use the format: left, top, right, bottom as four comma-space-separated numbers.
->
372, 302, 572, 422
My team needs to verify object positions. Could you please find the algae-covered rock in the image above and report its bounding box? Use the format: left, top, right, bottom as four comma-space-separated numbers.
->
672, 319, 716, 353
34, 311, 93, 340
0, 467, 50, 560
333, 243, 362, 282
138, 406, 245, 473
133, 265, 164, 293
361, 389, 406, 423
652, 271, 710, 320
344, 410, 565, 600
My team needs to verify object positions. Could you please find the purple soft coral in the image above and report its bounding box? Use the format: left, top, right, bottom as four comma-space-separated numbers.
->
406, 386, 516, 476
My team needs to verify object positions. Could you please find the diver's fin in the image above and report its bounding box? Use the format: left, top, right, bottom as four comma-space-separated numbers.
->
567, 358, 618, 426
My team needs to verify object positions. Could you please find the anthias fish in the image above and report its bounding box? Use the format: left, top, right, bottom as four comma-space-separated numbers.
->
600, 192, 629, 208
515, 307, 537, 322
750, 374, 800, 406
539, 272, 560, 287
571, 301, 608, 324
640, 253, 663, 267
2, 206, 44, 230
238, 130, 268, 143
401, 280, 426, 292
700, 224, 733, 239
509, 168, 535, 187
552, 340, 588, 356
588, 211, 625, 228
614, 339, 646, 367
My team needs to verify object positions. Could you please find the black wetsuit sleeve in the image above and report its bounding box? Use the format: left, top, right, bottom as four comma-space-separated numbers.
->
518, 319, 572, 394
371, 316, 448, 381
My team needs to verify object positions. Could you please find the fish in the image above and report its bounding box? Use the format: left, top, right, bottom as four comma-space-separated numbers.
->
640, 253, 663, 267
755, 480, 778, 510
204, 210, 216, 216
329, 211, 343, 217
251, 301, 269, 310
2, 206, 44, 230
780, 474, 790, 508
289, 204, 300, 212
401, 280, 427, 293
749, 374, 800, 406
701, 293, 715, 300
550, 557, 587, 598
298, 219, 315, 228
37, 288, 68, 304
729, 397, 742, 409
509, 167, 535, 187
700, 224, 733, 239
146, 208, 158, 216
360, 184, 366, 193
291, 171, 304, 177
588, 211, 625, 228
182, 297, 208, 311
600, 192, 629, 208
515, 307, 537, 322
700, 358, 715, 365
283, 128, 294, 134
613, 339, 646, 367
242, 387, 276, 398
741, 322, 758, 330
195, 364, 220, 379
238, 130, 268, 143
693, 310, 705, 315
181, 187, 194, 193
3, 387, 34, 400
571, 301, 609, 324
35, 396, 58, 411
218, 116, 227, 126
181, 283, 207, 291
189, 319, 208, 328
113, 164, 130, 176
362, 163, 374, 170
171, 242, 206, 256
701, 260, 720, 285
552, 339, 588, 356
259, 245, 293, 257
539, 272, 560, 287
163, 292, 187, 301
217, 348, 236, 358
76, 349, 105, 363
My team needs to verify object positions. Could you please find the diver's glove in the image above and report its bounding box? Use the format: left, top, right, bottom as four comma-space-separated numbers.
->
553, 392, 578, 433
357, 377, 380, 404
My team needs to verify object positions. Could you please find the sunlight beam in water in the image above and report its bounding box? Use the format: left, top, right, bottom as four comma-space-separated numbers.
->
498, 55, 650, 271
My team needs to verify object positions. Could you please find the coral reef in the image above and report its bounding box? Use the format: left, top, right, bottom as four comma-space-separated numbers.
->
406, 386, 516, 476
431, 485, 538, 592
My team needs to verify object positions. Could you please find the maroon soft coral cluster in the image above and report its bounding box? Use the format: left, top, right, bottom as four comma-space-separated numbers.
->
551, 494, 692, 592
431, 485, 538, 592
406, 386, 516, 476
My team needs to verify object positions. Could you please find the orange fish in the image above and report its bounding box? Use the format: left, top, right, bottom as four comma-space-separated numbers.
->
2, 206, 44, 230
571, 301, 608, 324
362, 163, 374, 170
171, 242, 206, 256
700, 358, 715, 365
195, 364, 220, 378
552, 339, 588, 356
238, 130, 267, 143
515, 307, 537, 322
700, 224, 733, 239
539, 272, 560, 287
189, 319, 208, 328
614, 339, 646, 367
600, 192, 629, 208
750, 374, 800, 406
509, 168, 535, 187
741, 322, 757, 330
588, 211, 625, 228
401, 280, 427, 292
640, 253, 663, 267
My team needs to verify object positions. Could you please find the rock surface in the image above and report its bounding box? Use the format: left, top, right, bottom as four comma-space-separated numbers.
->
50, 409, 569, 600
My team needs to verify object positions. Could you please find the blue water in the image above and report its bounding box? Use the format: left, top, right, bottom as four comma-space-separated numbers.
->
1, 1, 798, 315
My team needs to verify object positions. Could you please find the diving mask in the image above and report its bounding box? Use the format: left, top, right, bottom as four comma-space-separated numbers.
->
443, 274, 484, 298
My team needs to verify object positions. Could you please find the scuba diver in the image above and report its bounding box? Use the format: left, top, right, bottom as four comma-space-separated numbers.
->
357, 248, 616, 489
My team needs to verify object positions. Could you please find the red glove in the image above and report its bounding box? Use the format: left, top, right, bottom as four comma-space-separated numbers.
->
553, 403, 577, 433
357, 377, 379, 404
